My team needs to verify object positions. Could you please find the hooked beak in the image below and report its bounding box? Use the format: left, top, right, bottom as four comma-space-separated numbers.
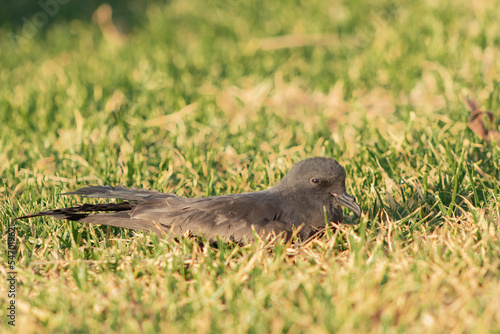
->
332, 192, 362, 217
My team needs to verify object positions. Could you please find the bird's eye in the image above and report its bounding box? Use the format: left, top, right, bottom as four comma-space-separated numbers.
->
311, 178, 320, 184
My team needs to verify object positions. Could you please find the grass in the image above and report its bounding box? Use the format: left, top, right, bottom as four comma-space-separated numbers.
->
1, 0, 500, 332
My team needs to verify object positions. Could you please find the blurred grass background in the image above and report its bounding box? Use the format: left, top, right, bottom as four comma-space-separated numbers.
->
1, 0, 500, 332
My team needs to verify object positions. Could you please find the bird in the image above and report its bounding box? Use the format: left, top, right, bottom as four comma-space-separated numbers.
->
18, 157, 361, 244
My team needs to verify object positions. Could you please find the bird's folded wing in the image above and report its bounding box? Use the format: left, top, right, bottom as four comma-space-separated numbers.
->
128, 193, 293, 243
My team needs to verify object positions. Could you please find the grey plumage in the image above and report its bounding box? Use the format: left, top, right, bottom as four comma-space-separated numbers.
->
18, 157, 361, 244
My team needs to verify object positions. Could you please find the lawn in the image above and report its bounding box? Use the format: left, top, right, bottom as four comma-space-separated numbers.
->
1, 0, 499, 332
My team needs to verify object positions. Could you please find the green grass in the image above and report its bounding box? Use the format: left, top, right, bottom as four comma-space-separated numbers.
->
1, 0, 500, 332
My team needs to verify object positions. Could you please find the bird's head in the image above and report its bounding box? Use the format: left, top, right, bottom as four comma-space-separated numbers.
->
278, 157, 361, 217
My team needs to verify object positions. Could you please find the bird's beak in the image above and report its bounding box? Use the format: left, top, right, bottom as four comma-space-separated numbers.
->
332, 192, 362, 217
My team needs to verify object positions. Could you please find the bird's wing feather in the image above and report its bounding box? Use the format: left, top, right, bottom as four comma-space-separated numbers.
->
128, 192, 293, 243
84, 212, 164, 234
61, 185, 169, 201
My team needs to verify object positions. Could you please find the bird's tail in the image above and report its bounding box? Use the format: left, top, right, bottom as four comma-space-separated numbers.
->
16, 186, 167, 235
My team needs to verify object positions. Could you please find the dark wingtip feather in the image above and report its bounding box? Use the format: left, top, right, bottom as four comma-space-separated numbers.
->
16, 213, 39, 220
16, 202, 134, 221
60, 185, 163, 201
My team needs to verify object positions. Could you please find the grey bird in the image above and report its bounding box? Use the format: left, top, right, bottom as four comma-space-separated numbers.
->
18, 157, 361, 244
